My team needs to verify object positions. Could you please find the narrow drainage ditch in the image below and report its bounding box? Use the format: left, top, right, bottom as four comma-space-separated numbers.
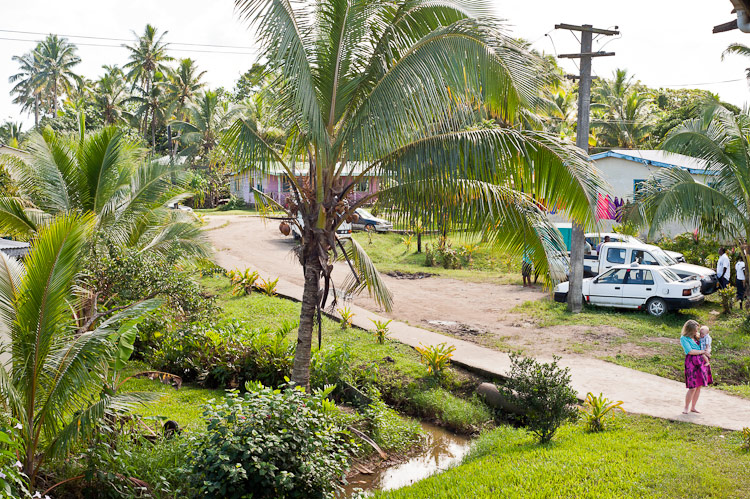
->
343, 421, 472, 496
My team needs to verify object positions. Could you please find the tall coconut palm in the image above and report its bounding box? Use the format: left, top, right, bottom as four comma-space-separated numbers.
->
128, 76, 174, 148
172, 90, 240, 160
0, 214, 156, 487
591, 69, 654, 149
225, 0, 603, 389
9, 50, 44, 126
94, 66, 130, 125
167, 58, 207, 121
33, 34, 83, 116
630, 105, 750, 272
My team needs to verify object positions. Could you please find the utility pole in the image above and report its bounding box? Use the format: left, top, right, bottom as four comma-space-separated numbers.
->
555, 23, 618, 313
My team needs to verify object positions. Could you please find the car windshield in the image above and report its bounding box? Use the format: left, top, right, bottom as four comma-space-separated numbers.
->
357, 208, 373, 218
659, 269, 681, 282
651, 248, 676, 266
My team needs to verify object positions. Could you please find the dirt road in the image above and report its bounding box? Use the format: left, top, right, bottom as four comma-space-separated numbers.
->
204, 214, 630, 358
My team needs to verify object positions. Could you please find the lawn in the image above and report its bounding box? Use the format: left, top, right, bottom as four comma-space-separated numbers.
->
352, 231, 522, 284
377, 414, 750, 498
513, 297, 750, 398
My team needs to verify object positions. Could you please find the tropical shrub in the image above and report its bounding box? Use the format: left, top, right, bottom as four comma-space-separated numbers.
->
188, 383, 356, 498
337, 306, 355, 329
718, 286, 735, 314
497, 354, 579, 443
741, 427, 750, 451
415, 343, 456, 378
460, 243, 481, 266
401, 234, 414, 252
0, 422, 29, 498
228, 268, 260, 296
657, 233, 720, 268
257, 277, 279, 296
371, 319, 392, 344
146, 321, 296, 388
580, 392, 625, 432
310, 345, 353, 392
217, 195, 246, 211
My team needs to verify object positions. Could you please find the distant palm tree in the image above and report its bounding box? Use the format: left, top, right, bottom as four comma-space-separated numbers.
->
33, 34, 83, 116
592, 69, 654, 149
8, 50, 44, 126
722, 43, 750, 83
172, 90, 240, 160
95, 65, 129, 125
0, 214, 156, 488
0, 121, 24, 148
167, 58, 207, 121
124, 24, 174, 140
226, 0, 603, 389
631, 105, 750, 266
128, 76, 174, 148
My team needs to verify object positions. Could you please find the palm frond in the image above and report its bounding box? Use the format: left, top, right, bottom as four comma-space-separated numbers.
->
336, 236, 393, 311
0, 197, 47, 238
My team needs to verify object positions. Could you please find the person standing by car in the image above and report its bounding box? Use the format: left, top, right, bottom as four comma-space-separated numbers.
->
717, 248, 730, 289
736, 255, 746, 309
522, 249, 533, 288
596, 235, 610, 255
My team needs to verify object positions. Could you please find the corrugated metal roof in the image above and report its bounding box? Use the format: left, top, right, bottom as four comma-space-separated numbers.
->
589, 149, 711, 175
0, 239, 30, 258
230, 161, 377, 177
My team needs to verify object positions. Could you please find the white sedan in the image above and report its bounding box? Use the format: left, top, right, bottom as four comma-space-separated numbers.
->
554, 264, 704, 317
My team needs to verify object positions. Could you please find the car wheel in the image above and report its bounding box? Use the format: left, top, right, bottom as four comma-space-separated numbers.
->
365, 224, 375, 232
646, 298, 667, 317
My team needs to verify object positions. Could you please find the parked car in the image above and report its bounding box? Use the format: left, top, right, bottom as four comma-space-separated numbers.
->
553, 264, 704, 317
167, 202, 193, 213
584, 241, 717, 294
351, 208, 393, 232
585, 232, 685, 262
290, 214, 352, 240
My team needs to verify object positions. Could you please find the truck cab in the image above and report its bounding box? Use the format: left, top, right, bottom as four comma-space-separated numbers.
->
588, 242, 717, 294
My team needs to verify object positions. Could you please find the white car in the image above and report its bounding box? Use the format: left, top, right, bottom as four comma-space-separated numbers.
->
167, 202, 193, 213
553, 264, 704, 317
351, 208, 393, 232
290, 214, 352, 240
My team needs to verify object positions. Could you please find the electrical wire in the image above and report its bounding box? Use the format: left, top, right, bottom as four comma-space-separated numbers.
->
0, 36, 257, 56
0, 28, 258, 50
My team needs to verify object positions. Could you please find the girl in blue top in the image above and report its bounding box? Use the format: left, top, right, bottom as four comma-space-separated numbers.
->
680, 319, 713, 415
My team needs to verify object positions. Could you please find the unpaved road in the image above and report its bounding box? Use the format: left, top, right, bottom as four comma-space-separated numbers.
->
204, 214, 644, 359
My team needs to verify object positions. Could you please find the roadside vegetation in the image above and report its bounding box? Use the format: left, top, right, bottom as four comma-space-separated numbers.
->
377, 415, 750, 499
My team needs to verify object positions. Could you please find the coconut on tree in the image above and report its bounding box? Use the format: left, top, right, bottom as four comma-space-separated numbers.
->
224, 0, 604, 389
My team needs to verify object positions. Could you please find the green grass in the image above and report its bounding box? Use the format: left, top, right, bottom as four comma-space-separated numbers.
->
352, 232, 521, 284
408, 388, 493, 433
119, 362, 225, 431
377, 415, 750, 498
199, 275, 494, 433
514, 297, 750, 394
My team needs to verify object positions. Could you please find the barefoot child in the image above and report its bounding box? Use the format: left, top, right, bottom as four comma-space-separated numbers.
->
699, 325, 712, 367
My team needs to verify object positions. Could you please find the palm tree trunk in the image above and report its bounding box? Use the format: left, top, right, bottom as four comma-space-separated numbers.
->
34, 95, 39, 127
151, 117, 157, 148
53, 80, 58, 115
291, 247, 321, 390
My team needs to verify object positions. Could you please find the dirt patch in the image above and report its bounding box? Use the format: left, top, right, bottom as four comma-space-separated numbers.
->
425, 320, 485, 337
386, 270, 437, 280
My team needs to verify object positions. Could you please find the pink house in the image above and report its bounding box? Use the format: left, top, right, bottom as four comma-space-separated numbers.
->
229, 163, 379, 206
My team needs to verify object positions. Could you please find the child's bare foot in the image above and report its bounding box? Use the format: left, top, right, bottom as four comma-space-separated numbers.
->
691, 408, 701, 413
682, 410, 689, 414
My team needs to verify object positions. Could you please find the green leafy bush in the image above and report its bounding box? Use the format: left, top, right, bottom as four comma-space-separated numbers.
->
371, 319, 392, 344
311, 345, 352, 391
0, 421, 29, 498
718, 286, 735, 314
218, 195, 246, 211
497, 354, 579, 443
414, 343, 456, 378
147, 321, 295, 388
188, 383, 356, 498
657, 232, 720, 268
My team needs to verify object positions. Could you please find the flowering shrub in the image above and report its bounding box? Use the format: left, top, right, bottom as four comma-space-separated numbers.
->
0, 421, 29, 498
188, 383, 356, 498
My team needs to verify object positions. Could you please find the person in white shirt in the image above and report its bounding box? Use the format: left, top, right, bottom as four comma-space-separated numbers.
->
736, 256, 746, 309
717, 248, 730, 289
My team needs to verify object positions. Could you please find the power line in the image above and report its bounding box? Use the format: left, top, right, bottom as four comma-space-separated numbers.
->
0, 36, 257, 56
657, 78, 745, 88
0, 28, 258, 51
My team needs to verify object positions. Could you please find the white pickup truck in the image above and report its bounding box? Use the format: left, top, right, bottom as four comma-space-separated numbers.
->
584, 241, 718, 295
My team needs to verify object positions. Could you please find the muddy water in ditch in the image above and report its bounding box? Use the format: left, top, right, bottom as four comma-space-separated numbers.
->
343, 422, 471, 496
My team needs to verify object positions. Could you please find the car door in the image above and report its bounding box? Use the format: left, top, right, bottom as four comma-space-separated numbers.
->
622, 269, 655, 308
588, 268, 627, 306
601, 247, 627, 272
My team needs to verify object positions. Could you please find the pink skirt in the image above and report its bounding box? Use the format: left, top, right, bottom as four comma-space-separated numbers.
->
684, 355, 713, 388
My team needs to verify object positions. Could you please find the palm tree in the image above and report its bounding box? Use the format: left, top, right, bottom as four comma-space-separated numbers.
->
167, 58, 207, 121
225, 0, 603, 389
9, 50, 44, 126
33, 34, 83, 116
94, 66, 130, 126
124, 24, 173, 140
0, 214, 155, 488
0, 121, 24, 148
591, 69, 654, 149
630, 105, 750, 272
128, 76, 174, 148
172, 90, 240, 160
722, 43, 750, 82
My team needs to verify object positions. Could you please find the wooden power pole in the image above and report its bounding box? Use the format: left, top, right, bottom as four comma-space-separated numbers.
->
555, 23, 618, 313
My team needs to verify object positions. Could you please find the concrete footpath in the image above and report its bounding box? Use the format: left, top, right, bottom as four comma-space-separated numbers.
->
213, 248, 750, 432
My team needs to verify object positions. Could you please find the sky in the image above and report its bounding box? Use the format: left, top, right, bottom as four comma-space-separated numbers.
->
1, 0, 749, 127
